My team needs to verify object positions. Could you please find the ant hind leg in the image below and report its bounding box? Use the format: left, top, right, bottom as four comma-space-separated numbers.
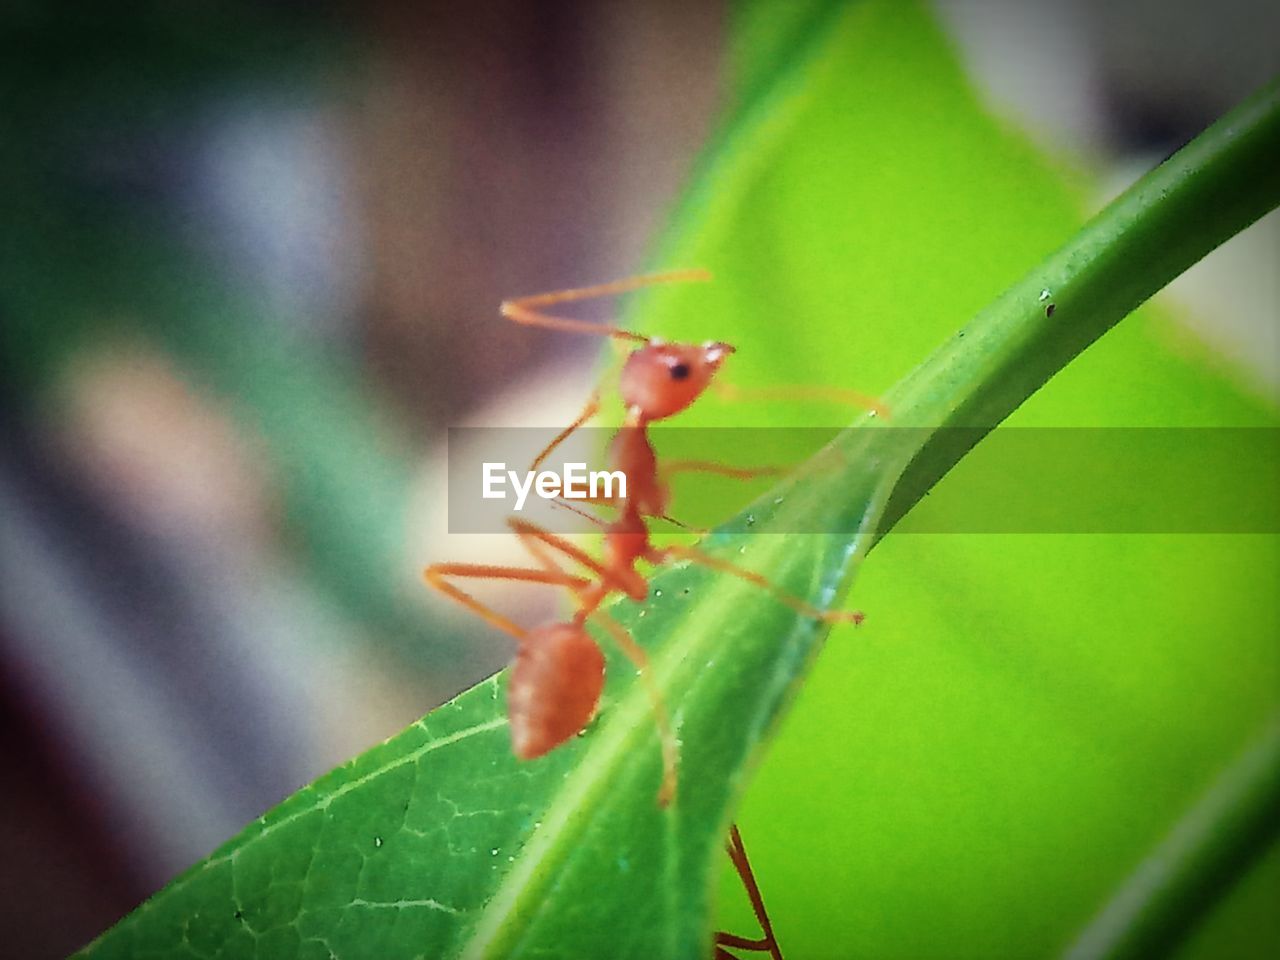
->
588, 609, 680, 808
422, 563, 592, 641
714, 824, 785, 959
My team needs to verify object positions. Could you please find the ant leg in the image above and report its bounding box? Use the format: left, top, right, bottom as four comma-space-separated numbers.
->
659, 461, 781, 533
508, 517, 614, 581
427, 514, 614, 632
588, 609, 680, 808
663, 460, 786, 483
655, 512, 707, 533
549, 495, 703, 527
500, 269, 712, 342
423, 563, 591, 641
549, 497, 613, 528
506, 517, 631, 616
549, 477, 706, 534
529, 389, 601, 473
712, 380, 891, 419
653, 544, 864, 626
715, 931, 778, 957
550, 495, 714, 537
713, 825, 784, 960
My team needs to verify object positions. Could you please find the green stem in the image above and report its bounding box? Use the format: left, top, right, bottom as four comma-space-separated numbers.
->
828, 78, 1280, 957
865, 78, 1280, 532
1063, 715, 1280, 960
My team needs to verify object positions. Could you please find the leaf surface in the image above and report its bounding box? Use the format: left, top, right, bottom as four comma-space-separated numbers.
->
628, 3, 1280, 957
78, 406, 912, 960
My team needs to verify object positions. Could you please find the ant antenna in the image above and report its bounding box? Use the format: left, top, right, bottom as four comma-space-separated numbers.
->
501, 269, 712, 343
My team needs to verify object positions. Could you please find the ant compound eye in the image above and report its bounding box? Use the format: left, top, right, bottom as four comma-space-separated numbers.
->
669, 363, 690, 381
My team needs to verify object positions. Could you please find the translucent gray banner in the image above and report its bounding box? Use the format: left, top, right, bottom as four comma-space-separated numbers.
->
445, 427, 1280, 534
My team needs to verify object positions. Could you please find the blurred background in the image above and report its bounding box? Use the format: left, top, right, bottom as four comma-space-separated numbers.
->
0, 1, 1275, 956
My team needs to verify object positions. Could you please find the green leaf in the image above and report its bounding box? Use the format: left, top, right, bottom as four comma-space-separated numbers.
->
629, 3, 1279, 958
78, 2, 1280, 958
78, 427, 907, 960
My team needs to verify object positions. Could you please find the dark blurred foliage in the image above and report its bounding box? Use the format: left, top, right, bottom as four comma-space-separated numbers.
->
0, 3, 722, 955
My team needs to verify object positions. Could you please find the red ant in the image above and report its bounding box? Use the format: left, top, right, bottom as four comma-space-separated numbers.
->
427, 270, 866, 795
424, 272, 872, 958
506, 271, 888, 522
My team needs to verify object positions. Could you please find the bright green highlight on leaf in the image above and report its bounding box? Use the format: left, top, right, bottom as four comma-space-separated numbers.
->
637, 3, 1278, 958
78, 2, 1279, 959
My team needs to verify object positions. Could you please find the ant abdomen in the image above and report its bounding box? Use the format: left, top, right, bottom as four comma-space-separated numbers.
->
508, 623, 606, 760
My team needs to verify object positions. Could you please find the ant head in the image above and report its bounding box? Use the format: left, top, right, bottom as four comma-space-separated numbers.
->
620, 338, 734, 421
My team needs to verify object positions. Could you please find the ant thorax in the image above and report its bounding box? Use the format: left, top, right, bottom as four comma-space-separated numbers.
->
609, 426, 668, 518
602, 506, 653, 602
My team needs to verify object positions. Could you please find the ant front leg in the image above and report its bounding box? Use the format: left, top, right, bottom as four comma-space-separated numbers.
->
551, 495, 701, 534
652, 543, 864, 626
657, 462, 785, 533
712, 380, 891, 419
529, 389, 601, 473
663, 459, 786, 484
